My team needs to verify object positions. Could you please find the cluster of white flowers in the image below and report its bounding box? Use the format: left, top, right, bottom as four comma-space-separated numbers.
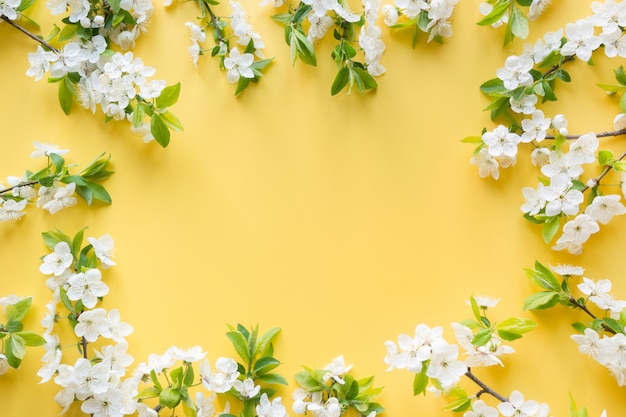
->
0, 143, 77, 222
37, 236, 143, 417
470, 0, 626, 253
359, 0, 386, 76
540, 264, 626, 387
384, 324, 552, 417
572, 328, 626, 386
382, 0, 459, 43
27, 43, 166, 142
45, 0, 153, 50
301, 0, 360, 25
292, 355, 374, 417
183, 1, 267, 86
384, 324, 467, 390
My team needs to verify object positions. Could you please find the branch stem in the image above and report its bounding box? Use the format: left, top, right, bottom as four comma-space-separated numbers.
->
0, 181, 39, 196
1, 16, 59, 53
465, 369, 508, 403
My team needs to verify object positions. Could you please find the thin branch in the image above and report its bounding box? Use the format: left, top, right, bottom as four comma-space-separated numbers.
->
0, 181, 38, 196
465, 369, 509, 403
545, 129, 626, 141
567, 296, 616, 335
581, 150, 626, 193
1, 16, 59, 53
541, 56, 575, 79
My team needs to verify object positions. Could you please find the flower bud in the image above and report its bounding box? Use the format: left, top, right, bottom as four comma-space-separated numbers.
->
93, 15, 105, 27
614, 113, 626, 131
382, 5, 398, 26
80, 17, 91, 28
552, 113, 568, 129
531, 147, 550, 167
0, 354, 9, 375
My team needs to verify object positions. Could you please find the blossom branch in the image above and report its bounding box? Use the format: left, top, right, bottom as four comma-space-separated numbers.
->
464, 369, 508, 403
541, 55, 575, 79
0, 181, 38, 195
1, 16, 59, 53
581, 150, 626, 193
205, 2, 226, 45
545, 129, 626, 141
567, 296, 617, 335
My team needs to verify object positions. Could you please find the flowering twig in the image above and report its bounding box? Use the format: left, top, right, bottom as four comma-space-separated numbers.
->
1, 16, 58, 52
464, 369, 508, 402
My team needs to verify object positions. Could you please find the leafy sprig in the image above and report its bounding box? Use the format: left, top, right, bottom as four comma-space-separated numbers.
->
0, 297, 45, 370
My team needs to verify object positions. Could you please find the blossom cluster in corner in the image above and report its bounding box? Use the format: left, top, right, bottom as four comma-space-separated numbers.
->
466, 0, 626, 254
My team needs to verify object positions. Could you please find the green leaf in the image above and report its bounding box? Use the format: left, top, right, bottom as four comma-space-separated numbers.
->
613, 160, 626, 171
291, 29, 316, 66
253, 357, 280, 375
571, 322, 588, 333
496, 317, 537, 334
331, 66, 350, 96
497, 330, 523, 341
258, 373, 288, 385
171, 366, 183, 387
5, 297, 32, 322
510, 6, 529, 39
59, 286, 76, 314
58, 24, 78, 42
353, 67, 377, 92
615, 66, 626, 86
226, 331, 250, 364
477, 0, 510, 26
525, 261, 561, 292
598, 150, 615, 166
150, 370, 163, 390
601, 318, 625, 334
471, 328, 492, 347
71, 227, 86, 258
42, 229, 71, 250
620, 93, 626, 114
542, 216, 561, 244
270, 13, 292, 24
256, 327, 280, 357
58, 76, 75, 115
86, 182, 112, 204
5, 336, 22, 368
108, 0, 121, 12
480, 78, 508, 95
295, 369, 324, 392
159, 387, 182, 408
556, 69, 571, 82
443, 396, 472, 412
596, 83, 626, 94
413, 364, 429, 396
159, 111, 184, 133
5, 320, 23, 333
137, 386, 162, 399
49, 152, 65, 174
183, 363, 195, 387
156, 83, 181, 109
524, 291, 559, 310
235, 76, 251, 96
14, 331, 45, 346
469, 295, 482, 322
461, 136, 483, 144
9, 334, 26, 360
151, 113, 171, 148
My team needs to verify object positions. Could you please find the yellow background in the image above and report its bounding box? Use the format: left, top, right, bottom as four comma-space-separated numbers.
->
1, 0, 626, 415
